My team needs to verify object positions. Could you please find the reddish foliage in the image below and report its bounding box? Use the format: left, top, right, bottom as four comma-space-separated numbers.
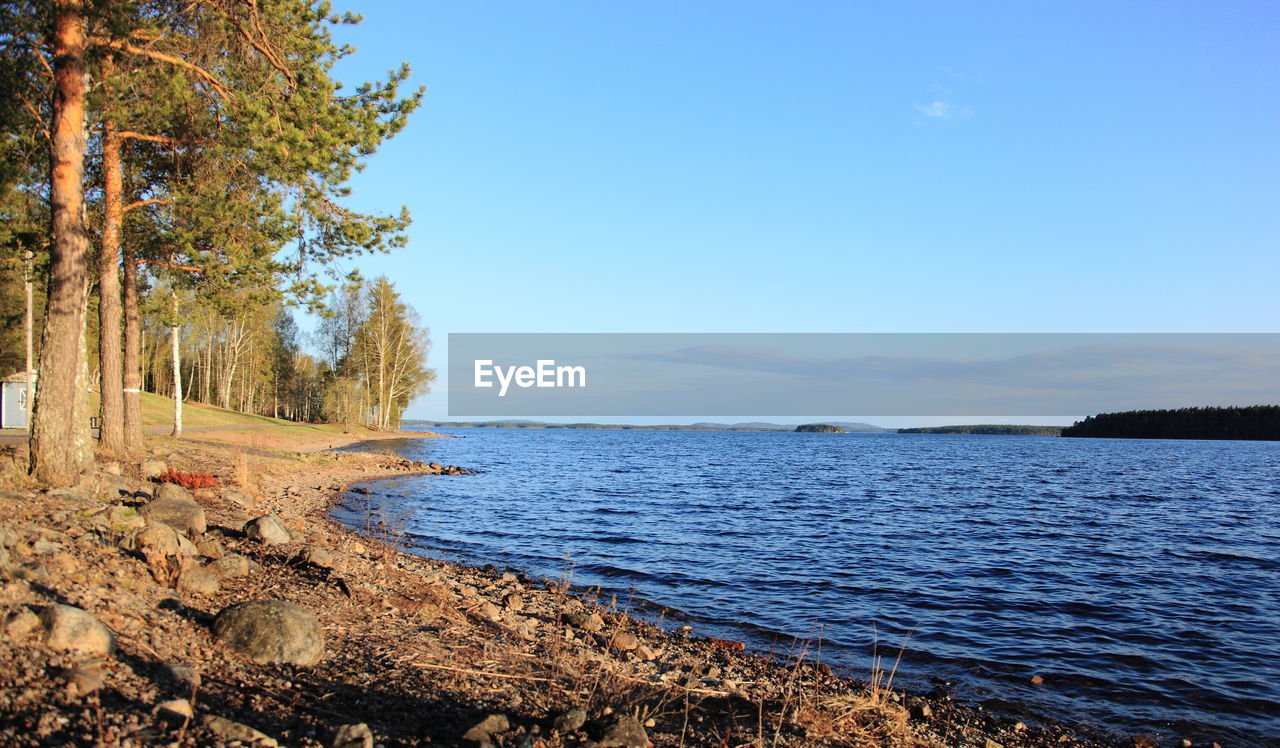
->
157, 469, 219, 490
708, 637, 745, 652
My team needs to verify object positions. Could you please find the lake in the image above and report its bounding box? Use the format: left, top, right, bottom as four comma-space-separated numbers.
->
332, 429, 1280, 745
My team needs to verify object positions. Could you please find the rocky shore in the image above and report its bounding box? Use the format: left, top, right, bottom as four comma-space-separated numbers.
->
0, 435, 1154, 747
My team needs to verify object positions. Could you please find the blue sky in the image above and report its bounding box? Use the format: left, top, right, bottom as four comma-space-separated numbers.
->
314, 1, 1280, 424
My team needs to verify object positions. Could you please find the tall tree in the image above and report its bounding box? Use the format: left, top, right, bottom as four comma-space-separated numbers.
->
28, 0, 91, 486
352, 277, 434, 430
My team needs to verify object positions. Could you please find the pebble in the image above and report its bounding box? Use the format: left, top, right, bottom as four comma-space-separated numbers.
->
160, 663, 201, 690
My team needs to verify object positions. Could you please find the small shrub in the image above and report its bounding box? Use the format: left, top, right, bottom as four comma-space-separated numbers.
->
157, 469, 219, 490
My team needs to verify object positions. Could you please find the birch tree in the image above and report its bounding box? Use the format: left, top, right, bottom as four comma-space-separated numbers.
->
352, 277, 433, 430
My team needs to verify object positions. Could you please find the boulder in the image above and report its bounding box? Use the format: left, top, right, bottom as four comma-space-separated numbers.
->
333, 723, 374, 748
39, 604, 116, 656
243, 515, 292, 545
211, 600, 323, 665
141, 459, 167, 479
611, 632, 639, 651
144, 493, 206, 537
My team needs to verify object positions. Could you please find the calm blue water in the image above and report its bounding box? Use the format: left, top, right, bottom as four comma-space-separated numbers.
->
334, 430, 1280, 745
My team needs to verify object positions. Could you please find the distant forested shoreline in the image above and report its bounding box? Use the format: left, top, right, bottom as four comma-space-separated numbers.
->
1060, 406, 1280, 440
897, 425, 1062, 435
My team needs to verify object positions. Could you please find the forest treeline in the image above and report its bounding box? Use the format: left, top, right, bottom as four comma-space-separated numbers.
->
897, 425, 1062, 435
1060, 406, 1280, 441
1, 0, 433, 485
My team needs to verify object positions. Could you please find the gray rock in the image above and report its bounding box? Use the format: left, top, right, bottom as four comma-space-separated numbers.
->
179, 567, 221, 596
202, 715, 278, 746
39, 604, 116, 656
333, 723, 374, 748
463, 714, 509, 742
243, 515, 293, 545
300, 544, 335, 569
553, 707, 587, 733
145, 493, 206, 537
596, 714, 648, 748
222, 488, 256, 508
211, 600, 323, 665
207, 552, 258, 579
161, 662, 201, 690
141, 459, 167, 479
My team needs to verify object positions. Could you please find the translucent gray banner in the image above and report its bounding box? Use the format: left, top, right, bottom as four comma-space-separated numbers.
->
447, 333, 1280, 416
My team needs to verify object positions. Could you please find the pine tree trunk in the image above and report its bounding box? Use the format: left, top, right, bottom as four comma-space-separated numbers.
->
170, 290, 182, 439
97, 122, 125, 455
30, 0, 91, 487
121, 236, 144, 450
23, 248, 33, 432
74, 292, 94, 473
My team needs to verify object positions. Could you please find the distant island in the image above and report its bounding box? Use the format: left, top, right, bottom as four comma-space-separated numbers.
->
794, 423, 847, 433
1061, 406, 1280, 441
898, 425, 1062, 436
408, 420, 889, 432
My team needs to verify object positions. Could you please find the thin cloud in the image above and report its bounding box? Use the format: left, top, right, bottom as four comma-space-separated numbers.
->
916, 100, 972, 119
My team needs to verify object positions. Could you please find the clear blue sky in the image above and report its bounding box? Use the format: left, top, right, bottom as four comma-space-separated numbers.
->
315, 1, 1280, 423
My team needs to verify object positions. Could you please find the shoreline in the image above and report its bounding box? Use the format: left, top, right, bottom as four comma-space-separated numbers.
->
0, 431, 1143, 747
